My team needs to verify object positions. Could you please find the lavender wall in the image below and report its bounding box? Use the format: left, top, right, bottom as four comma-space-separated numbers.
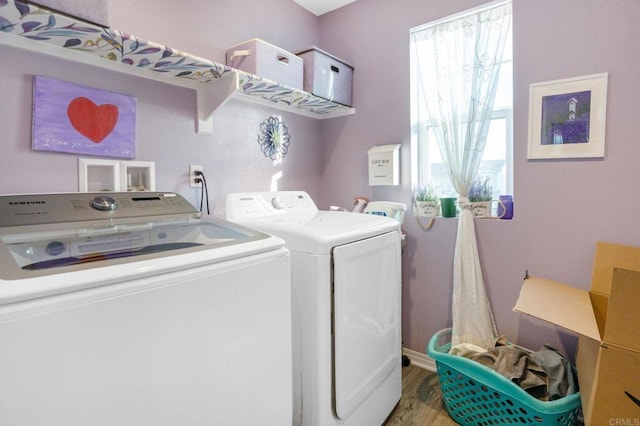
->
2, 0, 639, 361
319, 0, 640, 357
0, 0, 322, 207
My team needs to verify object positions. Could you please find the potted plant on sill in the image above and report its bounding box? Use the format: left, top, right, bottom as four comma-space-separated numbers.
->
467, 176, 493, 218
413, 185, 440, 217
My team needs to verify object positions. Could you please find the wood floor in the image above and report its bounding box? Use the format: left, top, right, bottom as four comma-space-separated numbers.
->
384, 364, 458, 426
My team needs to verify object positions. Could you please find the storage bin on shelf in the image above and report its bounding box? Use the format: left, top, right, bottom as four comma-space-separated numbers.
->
427, 328, 581, 426
226, 38, 303, 90
295, 46, 353, 106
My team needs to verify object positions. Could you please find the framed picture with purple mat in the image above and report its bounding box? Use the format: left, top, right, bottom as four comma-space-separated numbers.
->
32, 76, 136, 159
527, 73, 607, 160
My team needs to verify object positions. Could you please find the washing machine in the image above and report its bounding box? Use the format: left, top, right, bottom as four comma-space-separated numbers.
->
0, 192, 292, 426
222, 191, 402, 426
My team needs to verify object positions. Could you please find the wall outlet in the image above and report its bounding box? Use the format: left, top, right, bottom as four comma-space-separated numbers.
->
189, 165, 203, 187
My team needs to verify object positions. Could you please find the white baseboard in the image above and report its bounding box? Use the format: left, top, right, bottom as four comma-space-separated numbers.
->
402, 347, 436, 372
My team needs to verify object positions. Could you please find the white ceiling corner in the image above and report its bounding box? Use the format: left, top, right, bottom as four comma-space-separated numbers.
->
293, 0, 358, 16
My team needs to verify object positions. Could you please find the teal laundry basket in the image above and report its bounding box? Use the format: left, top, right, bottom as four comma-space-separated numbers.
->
427, 328, 581, 425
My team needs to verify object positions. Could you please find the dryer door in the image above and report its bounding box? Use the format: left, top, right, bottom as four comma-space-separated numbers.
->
332, 231, 401, 419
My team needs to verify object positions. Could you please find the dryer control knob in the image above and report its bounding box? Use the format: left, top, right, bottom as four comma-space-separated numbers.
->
271, 197, 284, 209
91, 195, 118, 211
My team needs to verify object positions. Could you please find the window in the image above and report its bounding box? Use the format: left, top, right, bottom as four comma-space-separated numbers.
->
410, 2, 513, 199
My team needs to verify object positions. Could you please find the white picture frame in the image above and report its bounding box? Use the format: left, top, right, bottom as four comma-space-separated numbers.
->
527, 73, 608, 159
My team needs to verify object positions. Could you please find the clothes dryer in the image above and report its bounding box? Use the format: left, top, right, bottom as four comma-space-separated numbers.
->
223, 191, 402, 426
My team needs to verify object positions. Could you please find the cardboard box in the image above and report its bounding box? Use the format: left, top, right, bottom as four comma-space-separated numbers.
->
514, 241, 640, 425
226, 39, 303, 90
295, 46, 353, 106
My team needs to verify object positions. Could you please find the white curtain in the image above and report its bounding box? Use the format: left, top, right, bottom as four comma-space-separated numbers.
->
413, 1, 512, 348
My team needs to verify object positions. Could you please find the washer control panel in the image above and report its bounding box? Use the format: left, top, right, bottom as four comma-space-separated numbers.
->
224, 191, 318, 220
0, 192, 199, 228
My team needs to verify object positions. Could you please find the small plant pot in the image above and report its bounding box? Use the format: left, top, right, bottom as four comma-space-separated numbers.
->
440, 197, 458, 218
469, 201, 492, 218
415, 200, 440, 217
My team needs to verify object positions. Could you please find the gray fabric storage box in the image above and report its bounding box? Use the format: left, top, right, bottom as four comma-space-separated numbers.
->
296, 47, 353, 106
226, 38, 303, 90
29, 0, 109, 27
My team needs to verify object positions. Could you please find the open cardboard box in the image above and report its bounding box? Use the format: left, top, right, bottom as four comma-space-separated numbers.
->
514, 241, 640, 425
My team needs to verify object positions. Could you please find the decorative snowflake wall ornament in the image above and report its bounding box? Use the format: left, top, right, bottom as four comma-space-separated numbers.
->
258, 116, 291, 162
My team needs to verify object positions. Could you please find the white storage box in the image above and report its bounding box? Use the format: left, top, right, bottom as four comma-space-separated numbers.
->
226, 39, 303, 90
296, 46, 353, 106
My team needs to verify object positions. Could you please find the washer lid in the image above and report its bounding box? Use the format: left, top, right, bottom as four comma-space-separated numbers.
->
233, 210, 399, 254
0, 192, 281, 280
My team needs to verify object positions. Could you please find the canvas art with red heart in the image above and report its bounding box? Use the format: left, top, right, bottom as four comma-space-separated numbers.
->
32, 76, 136, 158
67, 97, 119, 143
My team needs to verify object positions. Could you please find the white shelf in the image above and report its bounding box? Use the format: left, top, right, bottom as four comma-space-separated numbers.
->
0, 0, 355, 135
79, 159, 155, 192
78, 158, 120, 192
121, 160, 156, 192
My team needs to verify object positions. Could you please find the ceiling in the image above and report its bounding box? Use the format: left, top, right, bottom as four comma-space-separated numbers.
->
293, 0, 358, 16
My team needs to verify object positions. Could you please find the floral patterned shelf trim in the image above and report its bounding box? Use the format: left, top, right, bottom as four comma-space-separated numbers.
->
0, 0, 353, 117
236, 72, 353, 115
0, 0, 228, 82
